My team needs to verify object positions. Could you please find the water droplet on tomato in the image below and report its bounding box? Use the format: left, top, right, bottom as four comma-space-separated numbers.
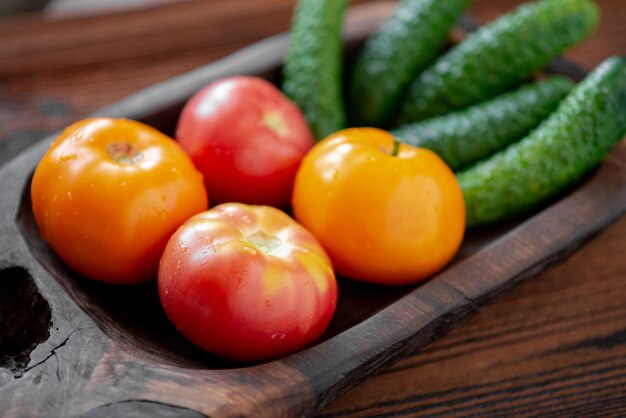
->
161, 195, 167, 201
304, 281, 311, 288
67, 191, 73, 200
59, 152, 77, 162
120, 182, 127, 188
177, 240, 188, 253
242, 246, 257, 256
265, 299, 272, 307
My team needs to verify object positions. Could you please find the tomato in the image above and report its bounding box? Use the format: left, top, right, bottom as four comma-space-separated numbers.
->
292, 128, 465, 286
31, 118, 208, 284
158, 203, 337, 362
175, 76, 315, 208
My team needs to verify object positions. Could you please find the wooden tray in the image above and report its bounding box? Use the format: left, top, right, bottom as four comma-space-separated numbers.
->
1, 2, 625, 417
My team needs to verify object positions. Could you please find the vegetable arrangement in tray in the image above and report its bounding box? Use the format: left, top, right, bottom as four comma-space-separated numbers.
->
30, 0, 626, 363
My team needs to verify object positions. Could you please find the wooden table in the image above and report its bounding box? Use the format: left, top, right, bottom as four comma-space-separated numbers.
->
1, 0, 625, 416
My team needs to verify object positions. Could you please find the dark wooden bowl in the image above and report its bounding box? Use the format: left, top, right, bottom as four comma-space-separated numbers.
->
0, 2, 624, 417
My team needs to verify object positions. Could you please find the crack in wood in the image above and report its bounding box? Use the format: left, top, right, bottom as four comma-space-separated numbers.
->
17, 328, 84, 379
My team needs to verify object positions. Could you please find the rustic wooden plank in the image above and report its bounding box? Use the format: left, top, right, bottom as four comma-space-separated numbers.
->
0, 0, 294, 76
46, 0, 180, 16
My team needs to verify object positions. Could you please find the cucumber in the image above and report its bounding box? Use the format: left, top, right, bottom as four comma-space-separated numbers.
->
459, 56, 626, 227
347, 0, 470, 127
392, 76, 575, 171
396, 0, 599, 125
282, 0, 347, 140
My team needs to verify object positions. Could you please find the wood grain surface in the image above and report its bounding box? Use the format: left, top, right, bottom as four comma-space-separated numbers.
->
0, 0, 625, 416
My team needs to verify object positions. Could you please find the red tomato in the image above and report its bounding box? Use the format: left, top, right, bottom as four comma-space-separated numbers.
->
158, 203, 337, 362
31, 118, 208, 284
175, 76, 315, 208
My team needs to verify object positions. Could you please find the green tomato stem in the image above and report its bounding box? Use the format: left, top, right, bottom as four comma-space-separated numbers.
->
391, 139, 401, 157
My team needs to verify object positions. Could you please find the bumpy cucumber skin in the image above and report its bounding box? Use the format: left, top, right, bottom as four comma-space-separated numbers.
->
347, 0, 470, 127
397, 0, 599, 125
392, 76, 575, 171
282, 0, 347, 140
459, 56, 626, 227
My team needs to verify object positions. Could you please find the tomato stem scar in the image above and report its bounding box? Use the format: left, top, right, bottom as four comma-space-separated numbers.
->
263, 111, 287, 135
106, 142, 144, 165
247, 230, 282, 254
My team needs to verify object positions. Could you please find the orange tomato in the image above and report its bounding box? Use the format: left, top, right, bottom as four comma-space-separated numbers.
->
31, 118, 208, 284
292, 128, 465, 285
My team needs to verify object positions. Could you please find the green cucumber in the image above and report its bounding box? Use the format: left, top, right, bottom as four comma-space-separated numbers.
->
459, 56, 626, 227
397, 0, 599, 125
392, 76, 575, 171
347, 0, 470, 127
282, 0, 347, 140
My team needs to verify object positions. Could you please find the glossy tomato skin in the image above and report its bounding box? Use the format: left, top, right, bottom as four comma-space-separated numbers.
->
175, 76, 315, 208
158, 203, 337, 363
292, 128, 466, 285
31, 118, 208, 284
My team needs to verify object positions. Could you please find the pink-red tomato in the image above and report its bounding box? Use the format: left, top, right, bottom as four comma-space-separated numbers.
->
158, 203, 337, 362
175, 76, 315, 208
31, 118, 208, 284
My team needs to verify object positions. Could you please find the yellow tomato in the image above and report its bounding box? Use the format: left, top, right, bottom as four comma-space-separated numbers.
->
292, 128, 465, 285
